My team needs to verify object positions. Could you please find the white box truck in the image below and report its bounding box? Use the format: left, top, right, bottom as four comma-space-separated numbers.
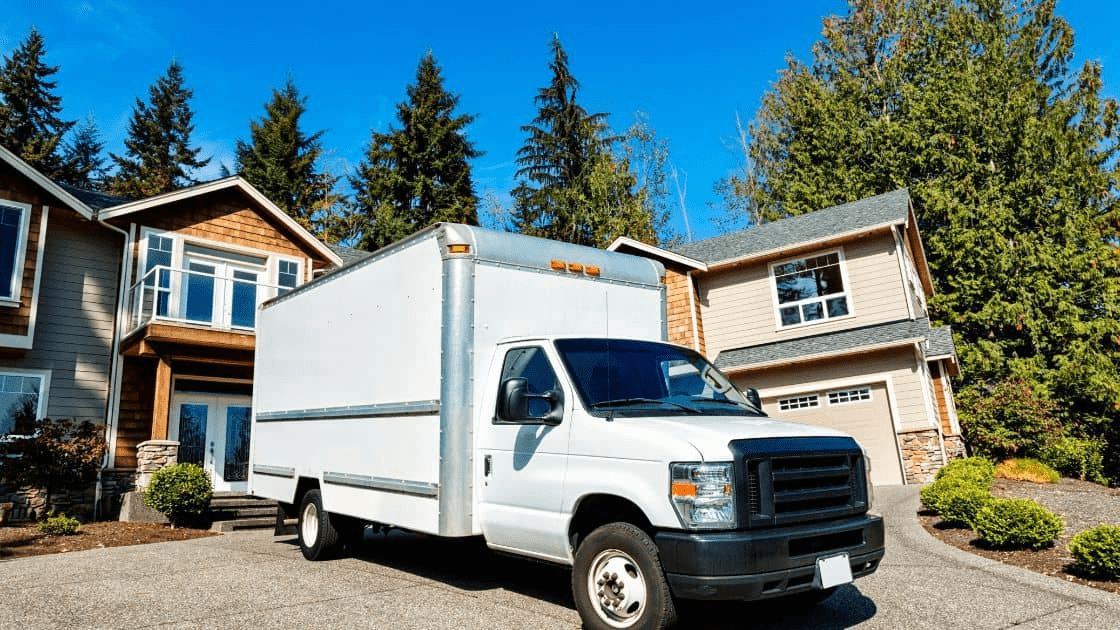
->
249, 223, 884, 630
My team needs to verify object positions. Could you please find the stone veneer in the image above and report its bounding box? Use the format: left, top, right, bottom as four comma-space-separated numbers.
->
97, 467, 140, 520
942, 435, 968, 462
898, 429, 947, 484
135, 440, 179, 490
0, 484, 96, 522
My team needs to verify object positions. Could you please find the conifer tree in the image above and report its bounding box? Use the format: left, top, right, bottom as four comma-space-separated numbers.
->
351, 51, 481, 250
235, 78, 340, 234
107, 61, 209, 198
0, 28, 74, 176
511, 35, 655, 247
729, 0, 1120, 466
55, 115, 107, 189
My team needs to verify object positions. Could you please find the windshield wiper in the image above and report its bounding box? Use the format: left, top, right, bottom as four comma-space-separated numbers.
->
592, 398, 697, 413
689, 397, 762, 413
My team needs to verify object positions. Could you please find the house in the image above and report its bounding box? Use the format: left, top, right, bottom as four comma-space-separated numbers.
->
0, 145, 341, 518
610, 189, 964, 485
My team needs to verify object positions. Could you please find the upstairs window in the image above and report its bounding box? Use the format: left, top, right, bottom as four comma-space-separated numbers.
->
277, 260, 300, 296
771, 251, 851, 327
0, 202, 31, 302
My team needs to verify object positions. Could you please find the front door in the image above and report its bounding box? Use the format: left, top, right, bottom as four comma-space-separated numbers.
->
170, 392, 253, 492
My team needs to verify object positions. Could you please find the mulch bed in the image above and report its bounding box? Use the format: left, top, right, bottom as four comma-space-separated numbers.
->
919, 477, 1120, 595
0, 521, 218, 560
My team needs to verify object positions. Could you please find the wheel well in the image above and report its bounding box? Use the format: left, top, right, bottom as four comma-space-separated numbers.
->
284, 477, 320, 518
568, 494, 653, 553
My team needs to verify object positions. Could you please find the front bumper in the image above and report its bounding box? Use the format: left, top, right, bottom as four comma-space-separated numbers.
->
655, 513, 885, 600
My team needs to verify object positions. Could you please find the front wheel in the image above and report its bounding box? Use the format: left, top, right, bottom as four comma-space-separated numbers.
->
297, 489, 341, 560
572, 522, 677, 630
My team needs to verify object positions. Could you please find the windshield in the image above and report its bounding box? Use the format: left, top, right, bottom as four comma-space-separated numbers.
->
553, 338, 761, 417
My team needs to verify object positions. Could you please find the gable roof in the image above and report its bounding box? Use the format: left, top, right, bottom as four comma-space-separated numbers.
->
327, 243, 374, 267
672, 188, 913, 267
714, 317, 938, 372
606, 236, 707, 271
99, 176, 343, 266
0, 144, 97, 219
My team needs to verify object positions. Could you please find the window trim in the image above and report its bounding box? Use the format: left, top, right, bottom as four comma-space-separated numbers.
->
0, 200, 32, 306
0, 368, 51, 436
777, 393, 820, 412
827, 386, 873, 406
768, 248, 855, 330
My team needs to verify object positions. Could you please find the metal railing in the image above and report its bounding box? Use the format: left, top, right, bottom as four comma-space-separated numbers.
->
125, 265, 289, 336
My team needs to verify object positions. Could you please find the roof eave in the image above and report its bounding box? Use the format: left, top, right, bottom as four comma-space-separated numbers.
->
719, 336, 925, 374
703, 219, 905, 271
0, 144, 96, 220
607, 237, 707, 271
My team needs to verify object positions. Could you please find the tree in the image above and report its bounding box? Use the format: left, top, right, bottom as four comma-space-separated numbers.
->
235, 78, 340, 234
512, 35, 657, 248
351, 51, 481, 250
729, 0, 1120, 472
0, 28, 74, 176
54, 115, 107, 189
107, 61, 210, 198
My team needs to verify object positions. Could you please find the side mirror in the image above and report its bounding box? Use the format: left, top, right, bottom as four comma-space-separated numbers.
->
498, 377, 564, 425
745, 387, 762, 410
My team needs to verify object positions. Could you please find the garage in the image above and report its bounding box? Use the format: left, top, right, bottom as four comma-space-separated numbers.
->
762, 382, 905, 486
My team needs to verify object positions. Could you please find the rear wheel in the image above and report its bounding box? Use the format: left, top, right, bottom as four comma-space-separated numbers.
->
297, 489, 340, 560
572, 522, 677, 630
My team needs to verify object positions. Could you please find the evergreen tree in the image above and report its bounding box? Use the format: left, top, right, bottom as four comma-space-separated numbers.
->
0, 28, 74, 176
730, 0, 1120, 464
235, 78, 341, 234
55, 115, 107, 189
107, 61, 209, 198
511, 35, 655, 247
351, 51, 481, 250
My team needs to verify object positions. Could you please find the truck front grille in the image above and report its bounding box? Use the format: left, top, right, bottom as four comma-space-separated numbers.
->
732, 437, 868, 529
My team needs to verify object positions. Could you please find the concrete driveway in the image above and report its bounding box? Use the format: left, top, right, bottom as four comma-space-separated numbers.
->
1, 486, 1118, 629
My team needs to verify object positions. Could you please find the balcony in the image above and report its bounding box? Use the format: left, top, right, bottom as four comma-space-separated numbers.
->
121, 265, 287, 359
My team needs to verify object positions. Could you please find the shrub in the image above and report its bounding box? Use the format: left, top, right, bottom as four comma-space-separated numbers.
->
1069, 525, 1120, 580
972, 498, 1064, 549
957, 379, 1062, 462
935, 456, 996, 487
37, 513, 80, 535
995, 458, 1060, 484
1039, 437, 1108, 485
935, 486, 993, 527
0, 418, 108, 518
143, 463, 212, 527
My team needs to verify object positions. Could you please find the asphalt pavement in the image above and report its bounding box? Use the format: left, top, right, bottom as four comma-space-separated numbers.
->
1, 486, 1118, 629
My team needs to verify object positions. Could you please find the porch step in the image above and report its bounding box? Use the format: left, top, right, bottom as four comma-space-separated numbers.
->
208, 492, 280, 532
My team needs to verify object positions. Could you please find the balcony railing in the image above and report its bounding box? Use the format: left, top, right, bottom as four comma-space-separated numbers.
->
125, 265, 288, 336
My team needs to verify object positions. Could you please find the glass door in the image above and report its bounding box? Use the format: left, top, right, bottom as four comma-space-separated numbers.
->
170, 393, 252, 492
181, 254, 262, 329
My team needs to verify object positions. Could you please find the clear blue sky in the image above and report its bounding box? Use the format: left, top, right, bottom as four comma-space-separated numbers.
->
3, 0, 1117, 242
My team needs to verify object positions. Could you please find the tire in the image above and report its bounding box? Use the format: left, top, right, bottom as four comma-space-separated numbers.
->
297, 489, 341, 560
572, 522, 678, 630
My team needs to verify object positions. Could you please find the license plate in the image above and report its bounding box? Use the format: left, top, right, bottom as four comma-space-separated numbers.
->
815, 553, 853, 589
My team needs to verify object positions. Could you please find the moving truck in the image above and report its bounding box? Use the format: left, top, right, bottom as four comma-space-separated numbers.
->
249, 223, 884, 630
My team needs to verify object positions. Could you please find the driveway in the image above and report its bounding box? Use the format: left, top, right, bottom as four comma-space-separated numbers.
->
1, 486, 1118, 629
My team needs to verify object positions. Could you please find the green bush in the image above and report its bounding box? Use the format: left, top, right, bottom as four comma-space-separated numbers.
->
1039, 437, 1107, 484
935, 486, 993, 527
143, 463, 212, 527
957, 379, 1062, 462
37, 513, 80, 535
1069, 525, 1120, 580
972, 498, 1064, 549
936, 456, 996, 487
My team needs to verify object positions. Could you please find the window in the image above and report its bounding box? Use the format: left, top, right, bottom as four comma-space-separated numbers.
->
0, 372, 46, 435
144, 233, 175, 316
0, 202, 30, 302
278, 260, 300, 296
828, 387, 872, 405
778, 394, 819, 411
499, 346, 560, 419
771, 251, 851, 327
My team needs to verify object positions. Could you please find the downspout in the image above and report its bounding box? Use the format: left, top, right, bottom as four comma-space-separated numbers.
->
686, 270, 701, 352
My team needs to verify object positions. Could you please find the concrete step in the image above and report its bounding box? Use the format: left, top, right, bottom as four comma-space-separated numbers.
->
210, 516, 278, 533
209, 506, 277, 519
208, 493, 282, 531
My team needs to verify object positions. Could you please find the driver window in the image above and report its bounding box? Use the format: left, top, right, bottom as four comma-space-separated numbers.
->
501, 347, 559, 417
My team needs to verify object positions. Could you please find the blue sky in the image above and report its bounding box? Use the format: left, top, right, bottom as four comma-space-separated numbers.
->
3, 1, 1118, 242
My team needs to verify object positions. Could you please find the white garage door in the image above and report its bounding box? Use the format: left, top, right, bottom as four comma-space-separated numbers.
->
763, 382, 904, 486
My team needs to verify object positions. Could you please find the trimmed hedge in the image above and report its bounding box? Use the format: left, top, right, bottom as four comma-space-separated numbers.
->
143, 463, 212, 527
935, 486, 993, 527
1069, 525, 1120, 580
1039, 437, 1107, 485
972, 498, 1064, 549
935, 457, 996, 487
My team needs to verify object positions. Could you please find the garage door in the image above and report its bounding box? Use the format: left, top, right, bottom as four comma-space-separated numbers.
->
762, 382, 904, 486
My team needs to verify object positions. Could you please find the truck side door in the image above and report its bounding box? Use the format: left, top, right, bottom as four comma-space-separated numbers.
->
478, 344, 571, 562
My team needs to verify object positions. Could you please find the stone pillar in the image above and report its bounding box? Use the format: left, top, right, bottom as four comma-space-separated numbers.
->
135, 440, 179, 490
898, 429, 946, 484
942, 435, 968, 462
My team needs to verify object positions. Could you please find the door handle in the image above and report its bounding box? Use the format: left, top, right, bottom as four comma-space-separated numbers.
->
484, 454, 492, 477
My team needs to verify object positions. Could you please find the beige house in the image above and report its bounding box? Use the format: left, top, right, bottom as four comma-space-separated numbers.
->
611, 189, 964, 485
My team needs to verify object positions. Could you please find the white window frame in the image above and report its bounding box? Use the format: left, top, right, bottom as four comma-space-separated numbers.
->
273, 256, 303, 297
777, 394, 820, 411
827, 386, 872, 405
0, 368, 50, 437
0, 200, 32, 306
768, 249, 854, 329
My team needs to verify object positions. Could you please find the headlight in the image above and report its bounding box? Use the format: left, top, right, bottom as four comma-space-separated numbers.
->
670, 462, 735, 529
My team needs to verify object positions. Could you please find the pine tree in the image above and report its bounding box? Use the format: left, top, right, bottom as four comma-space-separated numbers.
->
55, 115, 107, 189
511, 35, 654, 247
351, 51, 481, 250
729, 0, 1120, 465
0, 28, 74, 176
107, 61, 210, 198
235, 78, 340, 234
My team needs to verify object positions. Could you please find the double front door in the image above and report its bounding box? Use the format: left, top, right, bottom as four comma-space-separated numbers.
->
170, 392, 252, 492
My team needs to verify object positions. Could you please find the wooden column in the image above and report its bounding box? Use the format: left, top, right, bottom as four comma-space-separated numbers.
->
151, 356, 172, 440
